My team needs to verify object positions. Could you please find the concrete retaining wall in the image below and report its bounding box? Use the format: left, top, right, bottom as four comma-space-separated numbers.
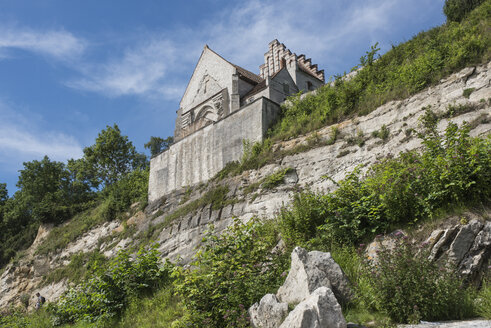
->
149, 97, 281, 201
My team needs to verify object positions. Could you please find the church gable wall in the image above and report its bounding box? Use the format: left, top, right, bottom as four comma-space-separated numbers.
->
294, 69, 324, 93
180, 48, 235, 113
268, 68, 299, 104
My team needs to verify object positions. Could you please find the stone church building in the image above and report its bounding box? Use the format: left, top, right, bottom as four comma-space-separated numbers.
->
149, 40, 324, 202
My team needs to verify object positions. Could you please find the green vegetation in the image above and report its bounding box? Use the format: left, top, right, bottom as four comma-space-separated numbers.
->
36, 168, 148, 256
463, 87, 476, 98
477, 278, 491, 319
82, 124, 147, 188
144, 136, 174, 157
280, 117, 491, 247
271, 1, 489, 141
243, 167, 294, 195
1, 2, 490, 327
114, 287, 183, 328
162, 185, 234, 226
371, 124, 390, 141
444, 0, 485, 22
172, 219, 288, 328
50, 246, 171, 326
363, 236, 476, 323
0, 123, 148, 267
43, 250, 106, 285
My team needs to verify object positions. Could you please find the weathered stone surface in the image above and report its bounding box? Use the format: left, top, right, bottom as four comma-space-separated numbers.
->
365, 230, 405, 263
448, 219, 483, 265
277, 247, 352, 305
429, 226, 459, 261
249, 294, 288, 328
279, 287, 347, 328
459, 221, 491, 282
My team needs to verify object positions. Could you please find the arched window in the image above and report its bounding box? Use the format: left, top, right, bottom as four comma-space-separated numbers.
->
195, 105, 218, 123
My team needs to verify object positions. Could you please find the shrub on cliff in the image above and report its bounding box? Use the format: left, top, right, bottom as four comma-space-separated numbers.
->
173, 218, 288, 328
363, 236, 476, 323
279, 117, 491, 246
271, 0, 490, 141
50, 245, 171, 326
444, 0, 486, 22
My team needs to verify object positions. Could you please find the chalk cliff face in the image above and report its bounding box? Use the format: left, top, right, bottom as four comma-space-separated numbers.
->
1, 63, 490, 310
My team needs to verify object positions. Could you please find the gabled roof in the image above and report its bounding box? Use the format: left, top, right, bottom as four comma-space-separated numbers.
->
298, 63, 325, 83
206, 46, 263, 84
233, 64, 263, 84
241, 79, 267, 99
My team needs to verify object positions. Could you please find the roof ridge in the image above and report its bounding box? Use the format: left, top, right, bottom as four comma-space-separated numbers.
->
206, 45, 263, 84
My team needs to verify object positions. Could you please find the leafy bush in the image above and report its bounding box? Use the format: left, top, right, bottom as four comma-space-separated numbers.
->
279, 119, 491, 246
102, 167, 149, 217
115, 287, 183, 328
262, 168, 293, 189
279, 191, 329, 247
50, 246, 171, 325
371, 124, 390, 141
363, 236, 476, 323
444, 0, 485, 22
173, 218, 288, 328
476, 278, 491, 319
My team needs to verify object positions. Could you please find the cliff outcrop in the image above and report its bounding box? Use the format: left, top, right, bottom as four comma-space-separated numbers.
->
0, 62, 490, 310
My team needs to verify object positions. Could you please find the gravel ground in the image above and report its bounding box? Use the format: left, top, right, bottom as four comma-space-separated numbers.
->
398, 319, 491, 328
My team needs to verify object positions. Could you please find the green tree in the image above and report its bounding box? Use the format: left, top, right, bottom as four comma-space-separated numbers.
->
144, 136, 174, 156
0, 183, 7, 205
16, 156, 73, 223
83, 124, 147, 187
0, 191, 39, 267
443, 0, 485, 22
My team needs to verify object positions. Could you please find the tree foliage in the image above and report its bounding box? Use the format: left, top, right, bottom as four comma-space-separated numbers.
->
444, 0, 485, 22
0, 183, 7, 205
16, 156, 86, 224
0, 124, 149, 269
144, 136, 174, 156
83, 124, 147, 187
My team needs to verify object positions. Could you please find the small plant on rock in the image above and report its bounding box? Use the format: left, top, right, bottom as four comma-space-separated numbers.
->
362, 235, 476, 323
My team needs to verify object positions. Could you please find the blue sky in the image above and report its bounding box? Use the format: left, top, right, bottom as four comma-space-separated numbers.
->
0, 0, 446, 195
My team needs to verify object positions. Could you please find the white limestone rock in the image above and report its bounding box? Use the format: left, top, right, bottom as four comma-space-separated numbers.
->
448, 219, 483, 265
459, 221, 491, 281
279, 287, 346, 328
276, 247, 352, 305
249, 294, 289, 328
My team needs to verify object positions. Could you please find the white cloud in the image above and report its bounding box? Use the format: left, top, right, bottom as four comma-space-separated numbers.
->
66, 39, 184, 98
0, 101, 83, 164
0, 25, 86, 61
65, 0, 444, 99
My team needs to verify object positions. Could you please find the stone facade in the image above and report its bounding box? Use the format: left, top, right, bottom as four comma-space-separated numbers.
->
149, 40, 324, 202
149, 97, 279, 201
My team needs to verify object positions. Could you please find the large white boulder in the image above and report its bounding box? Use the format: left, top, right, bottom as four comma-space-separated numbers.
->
279, 287, 346, 328
249, 294, 289, 328
276, 247, 352, 305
